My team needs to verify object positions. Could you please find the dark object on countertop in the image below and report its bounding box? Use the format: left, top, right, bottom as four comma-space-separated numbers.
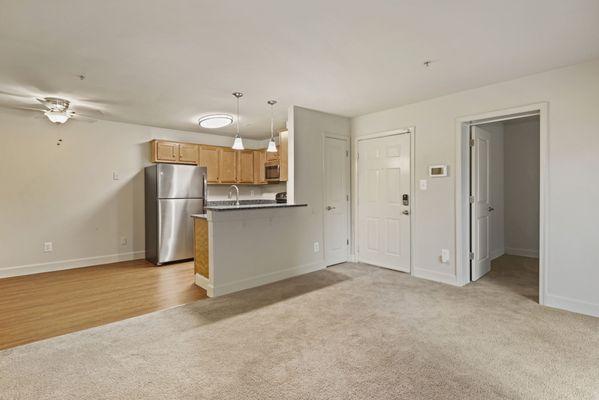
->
275, 192, 287, 204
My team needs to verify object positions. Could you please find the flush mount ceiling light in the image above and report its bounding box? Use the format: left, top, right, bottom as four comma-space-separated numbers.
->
266, 100, 277, 153
231, 92, 244, 150
198, 114, 233, 129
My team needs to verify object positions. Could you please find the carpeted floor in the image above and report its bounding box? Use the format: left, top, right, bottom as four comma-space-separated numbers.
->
1, 255, 598, 399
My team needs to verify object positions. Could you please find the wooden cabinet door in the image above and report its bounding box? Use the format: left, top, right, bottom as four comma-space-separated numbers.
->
237, 150, 255, 183
154, 141, 179, 162
266, 148, 279, 162
198, 145, 220, 183
279, 131, 288, 181
253, 150, 266, 184
218, 148, 237, 183
178, 143, 199, 164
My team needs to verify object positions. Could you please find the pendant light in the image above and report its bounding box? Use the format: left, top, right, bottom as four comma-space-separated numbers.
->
266, 100, 277, 153
231, 92, 244, 150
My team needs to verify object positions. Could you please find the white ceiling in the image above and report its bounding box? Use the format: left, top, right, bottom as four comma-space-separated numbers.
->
1, 0, 598, 139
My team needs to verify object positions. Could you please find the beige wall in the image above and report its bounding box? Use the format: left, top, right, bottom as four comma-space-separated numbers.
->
0, 107, 271, 276
351, 59, 599, 317
504, 117, 540, 257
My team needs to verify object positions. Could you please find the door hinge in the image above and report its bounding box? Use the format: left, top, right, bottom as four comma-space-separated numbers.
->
469, 252, 474, 260
469, 196, 474, 204
470, 138, 475, 147
346, 194, 349, 201
347, 239, 349, 245
346, 150, 349, 157
357, 152, 359, 160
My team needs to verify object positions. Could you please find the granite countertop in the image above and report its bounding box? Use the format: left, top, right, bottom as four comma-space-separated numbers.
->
191, 200, 306, 217
205, 203, 307, 211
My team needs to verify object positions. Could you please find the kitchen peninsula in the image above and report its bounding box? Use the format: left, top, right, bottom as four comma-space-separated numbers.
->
192, 201, 309, 297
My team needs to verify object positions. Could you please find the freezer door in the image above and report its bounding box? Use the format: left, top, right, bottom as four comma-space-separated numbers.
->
157, 198, 204, 263
157, 164, 206, 199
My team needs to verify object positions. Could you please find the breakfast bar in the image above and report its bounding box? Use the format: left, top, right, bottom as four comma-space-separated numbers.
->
192, 202, 309, 297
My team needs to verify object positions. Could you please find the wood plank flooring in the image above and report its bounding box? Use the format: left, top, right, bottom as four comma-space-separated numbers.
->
0, 259, 206, 350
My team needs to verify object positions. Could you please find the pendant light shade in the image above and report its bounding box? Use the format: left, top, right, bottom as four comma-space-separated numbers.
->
231, 92, 244, 150
266, 100, 277, 153
232, 135, 244, 150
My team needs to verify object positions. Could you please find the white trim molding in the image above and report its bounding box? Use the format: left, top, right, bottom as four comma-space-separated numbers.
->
198, 261, 325, 298
455, 102, 549, 305
412, 267, 459, 286
545, 293, 599, 318
0, 251, 146, 278
505, 247, 539, 259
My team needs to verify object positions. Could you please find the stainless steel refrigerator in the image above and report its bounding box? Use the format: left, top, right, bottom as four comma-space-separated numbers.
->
145, 164, 207, 265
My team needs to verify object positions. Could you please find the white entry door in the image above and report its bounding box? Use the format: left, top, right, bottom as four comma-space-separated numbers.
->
471, 126, 492, 281
358, 134, 411, 272
324, 136, 350, 265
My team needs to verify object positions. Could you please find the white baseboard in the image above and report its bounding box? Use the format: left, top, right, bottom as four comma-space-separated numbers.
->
0, 251, 146, 279
412, 267, 459, 286
491, 248, 505, 260
545, 292, 599, 318
194, 273, 214, 297
505, 247, 539, 258
209, 261, 326, 297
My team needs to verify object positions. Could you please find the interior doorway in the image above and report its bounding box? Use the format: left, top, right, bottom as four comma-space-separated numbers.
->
323, 134, 350, 266
471, 115, 541, 283
355, 129, 413, 273
456, 103, 548, 304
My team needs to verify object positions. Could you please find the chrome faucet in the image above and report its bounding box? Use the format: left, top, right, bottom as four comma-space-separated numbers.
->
228, 185, 240, 206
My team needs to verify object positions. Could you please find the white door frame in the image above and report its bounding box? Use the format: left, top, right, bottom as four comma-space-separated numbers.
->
352, 127, 415, 273
322, 132, 351, 266
455, 103, 548, 305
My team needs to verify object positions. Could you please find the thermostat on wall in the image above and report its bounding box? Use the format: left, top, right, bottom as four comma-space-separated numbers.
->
429, 165, 448, 177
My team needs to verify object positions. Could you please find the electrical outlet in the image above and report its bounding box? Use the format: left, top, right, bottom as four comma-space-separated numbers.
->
120, 237, 128, 246
250, 190, 255, 197
113, 172, 119, 180
313, 242, 320, 253
419, 179, 428, 190
44, 242, 53, 253
441, 249, 450, 263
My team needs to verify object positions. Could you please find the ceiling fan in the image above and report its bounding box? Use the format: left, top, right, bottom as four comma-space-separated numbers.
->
0, 89, 104, 124
35, 97, 104, 124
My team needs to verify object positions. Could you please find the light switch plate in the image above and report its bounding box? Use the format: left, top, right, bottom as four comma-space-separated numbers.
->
419, 179, 428, 190
313, 242, 320, 253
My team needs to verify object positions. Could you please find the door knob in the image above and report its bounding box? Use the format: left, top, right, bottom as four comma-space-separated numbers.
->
488, 206, 495, 212
326, 206, 336, 211
402, 210, 409, 215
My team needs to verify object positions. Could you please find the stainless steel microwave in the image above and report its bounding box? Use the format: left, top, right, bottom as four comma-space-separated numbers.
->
265, 163, 280, 181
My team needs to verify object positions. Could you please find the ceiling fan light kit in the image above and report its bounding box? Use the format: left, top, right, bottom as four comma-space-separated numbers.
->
45, 110, 70, 124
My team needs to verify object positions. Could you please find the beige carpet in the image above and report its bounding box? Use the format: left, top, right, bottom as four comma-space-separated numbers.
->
1, 255, 598, 400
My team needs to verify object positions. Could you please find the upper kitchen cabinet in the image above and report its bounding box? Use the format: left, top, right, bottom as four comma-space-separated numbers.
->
150, 133, 288, 183
151, 140, 198, 164
178, 143, 199, 164
265, 148, 279, 162
218, 148, 237, 183
253, 150, 267, 184
237, 150, 255, 183
198, 145, 220, 183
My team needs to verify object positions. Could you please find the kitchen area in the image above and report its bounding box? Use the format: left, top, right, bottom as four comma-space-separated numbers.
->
145, 129, 311, 297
